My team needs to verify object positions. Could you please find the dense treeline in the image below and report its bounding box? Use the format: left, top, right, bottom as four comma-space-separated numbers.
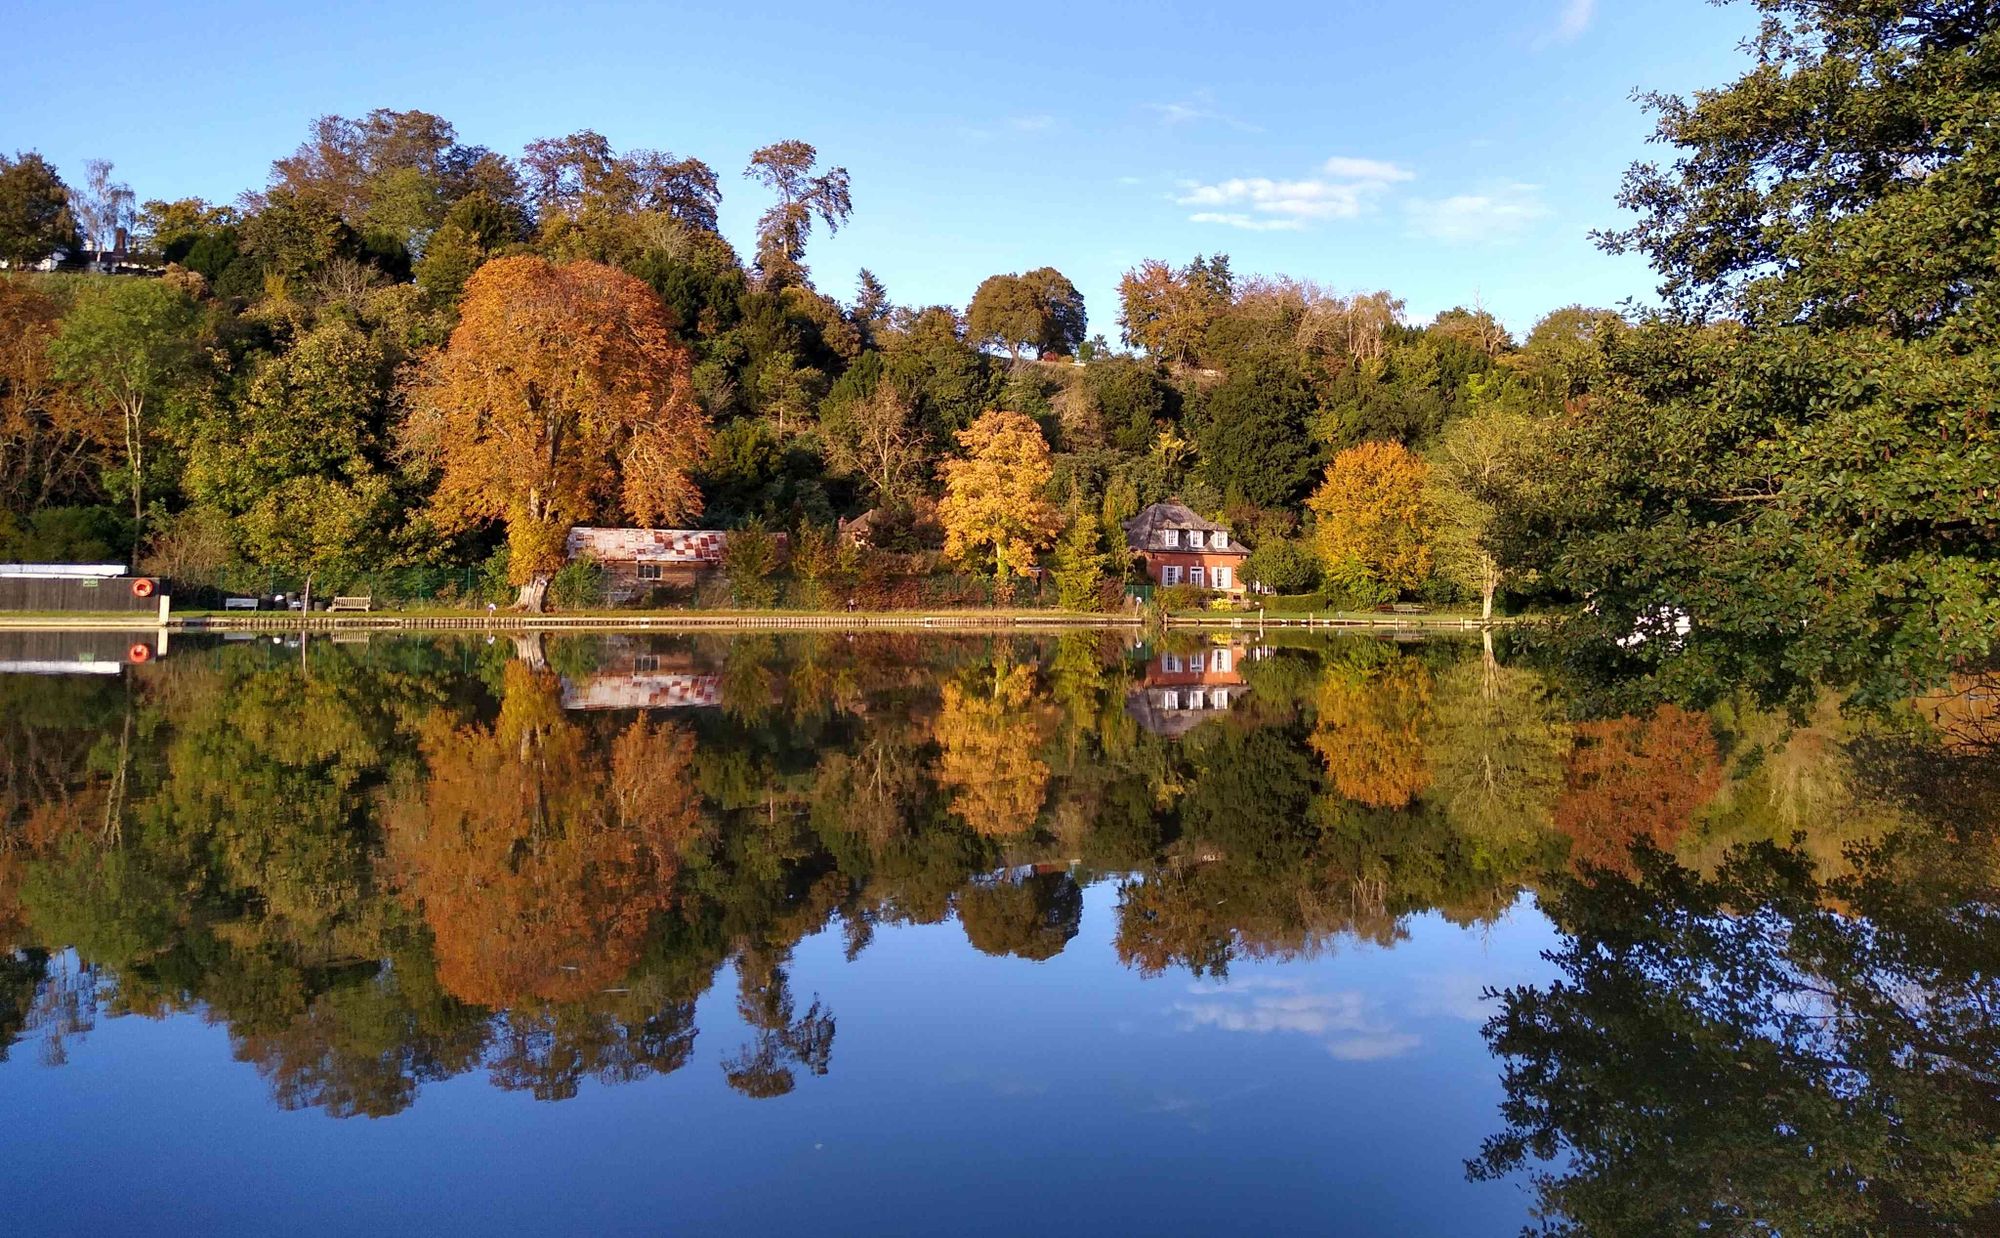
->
2, 0, 1995, 708
0, 107, 1573, 612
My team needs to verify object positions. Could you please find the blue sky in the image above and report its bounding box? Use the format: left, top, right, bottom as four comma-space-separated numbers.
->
6, 0, 1758, 336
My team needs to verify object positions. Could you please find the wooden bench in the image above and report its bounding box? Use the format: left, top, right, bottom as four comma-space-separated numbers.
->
1390, 603, 1431, 615
328, 595, 374, 612
223, 597, 260, 610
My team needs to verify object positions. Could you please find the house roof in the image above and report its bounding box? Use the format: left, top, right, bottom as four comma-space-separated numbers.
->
1121, 501, 1246, 553
566, 527, 729, 564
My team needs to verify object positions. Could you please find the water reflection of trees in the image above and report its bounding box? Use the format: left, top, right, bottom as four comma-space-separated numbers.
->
0, 630, 1997, 1228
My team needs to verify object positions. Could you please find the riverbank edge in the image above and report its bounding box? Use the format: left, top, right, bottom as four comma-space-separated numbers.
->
0, 609, 1516, 634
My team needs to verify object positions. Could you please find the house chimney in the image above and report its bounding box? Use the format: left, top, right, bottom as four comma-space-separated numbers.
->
114, 226, 128, 255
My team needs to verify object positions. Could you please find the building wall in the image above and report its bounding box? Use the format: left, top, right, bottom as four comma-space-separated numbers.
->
1142, 552, 1247, 592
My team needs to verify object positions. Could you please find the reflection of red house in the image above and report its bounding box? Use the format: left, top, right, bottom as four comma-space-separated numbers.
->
1122, 501, 1248, 596
1125, 641, 1254, 737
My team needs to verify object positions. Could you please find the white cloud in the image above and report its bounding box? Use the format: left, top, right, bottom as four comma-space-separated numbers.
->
1174, 978, 1420, 1061
1188, 211, 1303, 232
1145, 89, 1263, 133
1548, 0, 1596, 45
1009, 114, 1056, 133
1403, 183, 1552, 244
1176, 156, 1415, 231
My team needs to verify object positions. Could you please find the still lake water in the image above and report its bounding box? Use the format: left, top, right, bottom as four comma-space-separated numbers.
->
2, 629, 1996, 1235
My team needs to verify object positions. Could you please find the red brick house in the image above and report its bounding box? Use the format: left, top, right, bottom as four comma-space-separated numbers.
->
1121, 501, 1248, 596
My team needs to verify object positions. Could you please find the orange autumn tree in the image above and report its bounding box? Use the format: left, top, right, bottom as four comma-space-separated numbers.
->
1555, 704, 1724, 880
935, 659, 1055, 835
937, 410, 1064, 582
401, 255, 710, 610
383, 662, 704, 1007
1307, 440, 1433, 601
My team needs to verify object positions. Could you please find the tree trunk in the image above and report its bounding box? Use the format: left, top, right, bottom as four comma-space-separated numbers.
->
516, 574, 551, 613
512, 632, 548, 671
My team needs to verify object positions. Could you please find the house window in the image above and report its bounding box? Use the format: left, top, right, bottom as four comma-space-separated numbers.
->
1187, 689, 1206, 710
1215, 529, 1230, 548
1162, 565, 1183, 586
1190, 565, 1205, 587
1161, 690, 1181, 710
637, 563, 663, 581
1163, 529, 1180, 548
1188, 530, 1205, 549
1213, 566, 1231, 590
1162, 654, 1183, 673
1211, 689, 1230, 709
1212, 648, 1232, 673
634, 654, 659, 672
1189, 652, 1205, 674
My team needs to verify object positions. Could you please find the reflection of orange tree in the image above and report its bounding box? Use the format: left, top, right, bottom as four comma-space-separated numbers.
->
935, 660, 1055, 836
384, 662, 704, 1007
1556, 705, 1723, 879
1309, 656, 1434, 809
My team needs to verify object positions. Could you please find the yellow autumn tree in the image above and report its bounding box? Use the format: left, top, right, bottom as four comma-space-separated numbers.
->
1307, 440, 1433, 600
400, 255, 710, 610
935, 660, 1054, 835
1309, 656, 1435, 809
937, 410, 1064, 580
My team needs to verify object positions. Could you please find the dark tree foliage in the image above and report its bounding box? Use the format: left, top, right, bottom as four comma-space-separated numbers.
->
1189, 351, 1319, 507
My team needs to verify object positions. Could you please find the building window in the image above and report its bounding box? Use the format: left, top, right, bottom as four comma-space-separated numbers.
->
1190, 565, 1205, 587
1189, 652, 1205, 674
1211, 689, 1230, 709
1213, 648, 1232, 673
1161, 690, 1181, 710
1163, 529, 1180, 548
1162, 654, 1183, 673
1163, 565, 1183, 586
1187, 689, 1206, 710
637, 563, 662, 581
634, 654, 659, 672
1216, 530, 1230, 548
1213, 566, 1231, 590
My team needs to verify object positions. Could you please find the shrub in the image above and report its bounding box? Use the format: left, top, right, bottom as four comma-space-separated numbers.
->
548, 555, 606, 610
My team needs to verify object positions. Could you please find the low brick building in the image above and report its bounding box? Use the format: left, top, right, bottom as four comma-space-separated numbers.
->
565, 527, 734, 603
1121, 501, 1249, 596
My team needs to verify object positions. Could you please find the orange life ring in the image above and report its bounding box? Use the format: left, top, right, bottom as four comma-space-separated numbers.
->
128, 643, 151, 663
131, 577, 156, 598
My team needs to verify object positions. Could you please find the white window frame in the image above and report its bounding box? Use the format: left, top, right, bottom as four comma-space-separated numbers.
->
1187, 689, 1206, 710
1161, 690, 1181, 710
1213, 566, 1231, 590
1163, 529, 1180, 548
1189, 652, 1205, 673
1211, 689, 1230, 709
1212, 648, 1232, 673
1190, 565, 1205, 588
637, 562, 663, 581
1162, 565, 1183, 586
1162, 654, 1182, 673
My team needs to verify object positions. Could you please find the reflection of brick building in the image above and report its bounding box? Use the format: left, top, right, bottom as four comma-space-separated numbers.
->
558, 640, 721, 710
1125, 641, 1254, 737
1121, 501, 1249, 596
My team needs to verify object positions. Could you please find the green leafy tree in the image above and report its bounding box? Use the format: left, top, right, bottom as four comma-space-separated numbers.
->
1526, 0, 2000, 709
0, 151, 77, 266
743, 140, 851, 285
1189, 352, 1317, 507
1050, 510, 1110, 610
48, 280, 201, 564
